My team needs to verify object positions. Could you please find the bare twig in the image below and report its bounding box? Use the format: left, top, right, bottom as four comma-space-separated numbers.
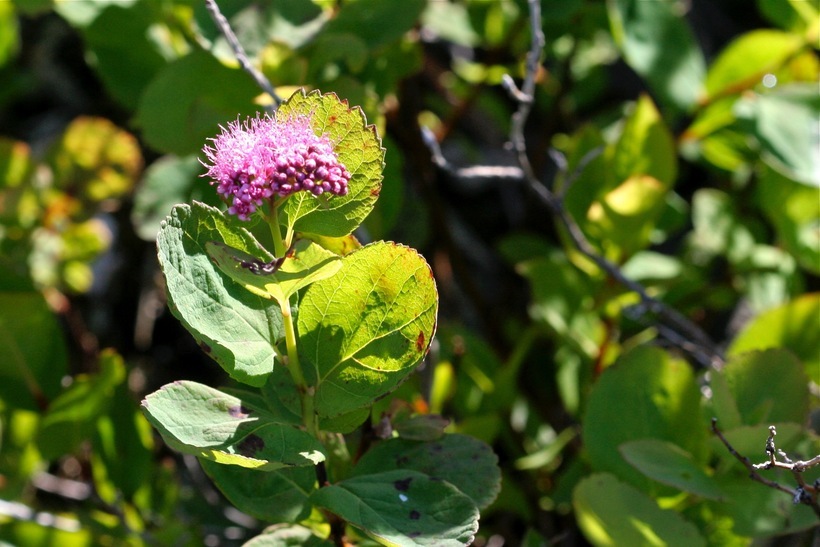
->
499, 0, 724, 369
712, 419, 820, 519
204, 0, 281, 110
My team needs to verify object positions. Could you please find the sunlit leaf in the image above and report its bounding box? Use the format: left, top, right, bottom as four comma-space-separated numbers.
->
142, 380, 325, 470
278, 90, 384, 237
574, 473, 706, 547
298, 241, 437, 418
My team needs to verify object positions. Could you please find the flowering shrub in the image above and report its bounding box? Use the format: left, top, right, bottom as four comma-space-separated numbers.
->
141, 90, 500, 546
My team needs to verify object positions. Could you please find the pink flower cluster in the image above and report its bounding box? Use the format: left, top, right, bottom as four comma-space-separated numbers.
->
202, 115, 351, 220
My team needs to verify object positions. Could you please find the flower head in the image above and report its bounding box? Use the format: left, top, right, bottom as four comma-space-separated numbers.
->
202, 114, 351, 220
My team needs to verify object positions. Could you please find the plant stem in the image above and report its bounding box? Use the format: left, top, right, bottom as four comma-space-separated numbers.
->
268, 205, 317, 436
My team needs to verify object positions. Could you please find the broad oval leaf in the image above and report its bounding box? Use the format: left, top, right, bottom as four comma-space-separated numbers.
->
157, 202, 283, 386
297, 241, 437, 418
206, 238, 342, 310
351, 434, 500, 511
310, 469, 478, 546
582, 346, 705, 494
574, 473, 706, 547
200, 459, 316, 523
278, 90, 384, 237
619, 439, 725, 500
142, 380, 324, 470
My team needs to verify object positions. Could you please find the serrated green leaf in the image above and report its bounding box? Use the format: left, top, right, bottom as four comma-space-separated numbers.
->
278, 90, 384, 237
582, 346, 705, 494
717, 349, 809, 425
311, 469, 478, 547
619, 439, 725, 500
200, 459, 316, 522
206, 238, 341, 309
298, 241, 437, 418
574, 473, 706, 547
141, 380, 324, 470
352, 434, 500, 511
157, 202, 283, 386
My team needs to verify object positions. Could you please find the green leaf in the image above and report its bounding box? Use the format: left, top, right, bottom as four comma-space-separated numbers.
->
91, 381, 154, 503
141, 380, 325, 470
310, 470, 479, 546
206, 239, 341, 309
0, 1, 18, 69
757, 0, 819, 32
608, 0, 705, 113
131, 154, 204, 241
200, 459, 315, 522
611, 94, 677, 187
709, 422, 803, 462
157, 202, 283, 386
736, 84, 820, 186
298, 241, 438, 418
393, 414, 450, 441
322, 0, 426, 50
619, 439, 725, 500
243, 524, 334, 547
573, 473, 706, 547
83, 3, 167, 108
135, 50, 261, 155
37, 349, 125, 460
716, 349, 809, 425
352, 434, 500, 511
704, 30, 802, 99
582, 346, 705, 493
278, 90, 384, 237
728, 293, 820, 381
756, 163, 820, 274
0, 290, 68, 411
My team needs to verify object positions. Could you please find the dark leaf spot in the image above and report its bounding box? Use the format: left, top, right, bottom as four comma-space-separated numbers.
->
228, 405, 251, 419
415, 331, 425, 352
408, 532, 421, 538
237, 434, 265, 457
409, 510, 420, 520
394, 477, 413, 492
199, 341, 212, 354
396, 455, 409, 466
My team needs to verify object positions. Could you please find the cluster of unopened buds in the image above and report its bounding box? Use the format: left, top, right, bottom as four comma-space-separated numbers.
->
202, 114, 351, 220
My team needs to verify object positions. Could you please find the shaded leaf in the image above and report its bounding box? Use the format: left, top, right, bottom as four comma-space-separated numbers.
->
298, 241, 437, 418
311, 469, 478, 546
0, 290, 68, 411
619, 439, 725, 500
582, 346, 705, 493
200, 459, 315, 522
608, 0, 705, 112
136, 50, 261, 155
156, 202, 283, 386
243, 524, 333, 547
352, 434, 500, 511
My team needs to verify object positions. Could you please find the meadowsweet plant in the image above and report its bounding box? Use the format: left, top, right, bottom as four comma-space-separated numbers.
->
141, 90, 500, 546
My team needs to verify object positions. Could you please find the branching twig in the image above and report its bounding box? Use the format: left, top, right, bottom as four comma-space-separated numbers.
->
501, 0, 723, 369
712, 419, 820, 519
204, 0, 281, 110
